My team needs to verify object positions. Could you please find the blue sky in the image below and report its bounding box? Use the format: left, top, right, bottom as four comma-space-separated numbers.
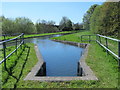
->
2, 2, 104, 25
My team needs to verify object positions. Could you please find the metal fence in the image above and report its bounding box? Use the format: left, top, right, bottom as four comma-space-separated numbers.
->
81, 34, 120, 68
0, 33, 21, 41
0, 33, 24, 70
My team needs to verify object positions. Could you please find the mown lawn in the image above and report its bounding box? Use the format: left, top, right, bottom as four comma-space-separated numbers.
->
1, 31, 119, 88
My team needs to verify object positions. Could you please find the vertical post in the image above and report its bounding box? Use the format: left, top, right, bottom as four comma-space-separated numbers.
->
77, 62, 82, 76
22, 33, 25, 51
20, 36, 22, 49
89, 35, 91, 43
3, 35, 5, 41
16, 38, 17, 54
23, 33, 24, 44
77, 62, 80, 76
105, 38, 108, 54
43, 62, 46, 76
3, 42, 7, 70
81, 36, 82, 42
99, 36, 101, 43
96, 34, 98, 43
118, 41, 120, 69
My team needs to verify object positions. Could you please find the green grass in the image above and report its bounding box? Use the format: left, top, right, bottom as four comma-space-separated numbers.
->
52, 31, 118, 56
1, 31, 78, 40
51, 31, 118, 88
1, 31, 119, 88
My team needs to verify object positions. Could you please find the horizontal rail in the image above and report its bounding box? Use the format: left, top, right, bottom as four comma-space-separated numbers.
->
81, 35, 96, 42
0, 33, 20, 36
0, 33, 24, 44
0, 41, 24, 64
97, 40, 120, 59
97, 34, 120, 42
81, 40, 96, 41
81, 34, 120, 58
81, 35, 96, 36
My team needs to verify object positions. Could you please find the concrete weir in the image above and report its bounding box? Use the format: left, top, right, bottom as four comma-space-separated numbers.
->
24, 41, 98, 81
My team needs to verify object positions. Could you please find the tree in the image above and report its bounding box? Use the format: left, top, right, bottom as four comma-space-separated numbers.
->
15, 17, 36, 34
90, 2, 120, 37
83, 4, 98, 30
36, 19, 45, 33
73, 23, 83, 30
90, 5, 102, 34
59, 16, 73, 31
2, 17, 16, 34
36, 19, 59, 33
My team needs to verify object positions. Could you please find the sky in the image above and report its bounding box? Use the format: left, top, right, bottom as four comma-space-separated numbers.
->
2, 2, 104, 25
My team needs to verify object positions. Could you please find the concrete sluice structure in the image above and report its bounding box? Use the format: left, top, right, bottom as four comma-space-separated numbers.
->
24, 41, 98, 81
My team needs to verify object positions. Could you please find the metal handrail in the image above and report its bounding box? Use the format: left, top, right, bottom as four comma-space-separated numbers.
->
96, 40, 120, 59
0, 41, 24, 64
0, 33, 24, 65
97, 34, 120, 42
0, 33, 24, 44
81, 34, 120, 68
0, 33, 20, 36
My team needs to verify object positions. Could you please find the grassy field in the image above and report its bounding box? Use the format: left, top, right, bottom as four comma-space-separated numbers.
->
1, 31, 119, 88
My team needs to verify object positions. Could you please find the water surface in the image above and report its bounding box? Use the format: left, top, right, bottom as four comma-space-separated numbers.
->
25, 35, 84, 76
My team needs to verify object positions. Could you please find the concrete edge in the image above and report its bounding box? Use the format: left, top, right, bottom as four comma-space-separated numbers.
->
24, 44, 45, 80
79, 44, 98, 80
52, 39, 87, 48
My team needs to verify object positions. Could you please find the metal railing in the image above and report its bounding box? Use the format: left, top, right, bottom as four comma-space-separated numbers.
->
0, 33, 24, 70
0, 33, 21, 41
81, 35, 96, 43
81, 34, 120, 68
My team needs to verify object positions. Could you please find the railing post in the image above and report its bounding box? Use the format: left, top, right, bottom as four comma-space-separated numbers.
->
81, 36, 82, 42
96, 34, 98, 42
3, 35, 5, 41
105, 38, 108, 54
23, 33, 24, 44
118, 41, 120, 69
20, 36, 22, 49
3, 42, 7, 70
99, 36, 101, 43
89, 35, 91, 43
16, 38, 17, 54
22, 33, 25, 51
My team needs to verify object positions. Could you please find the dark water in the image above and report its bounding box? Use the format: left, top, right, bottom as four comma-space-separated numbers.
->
25, 35, 84, 76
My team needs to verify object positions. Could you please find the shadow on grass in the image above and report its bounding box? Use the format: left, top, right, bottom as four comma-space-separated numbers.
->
2, 45, 30, 89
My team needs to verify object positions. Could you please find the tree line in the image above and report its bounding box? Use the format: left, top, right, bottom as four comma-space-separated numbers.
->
1, 16, 83, 35
83, 1, 120, 37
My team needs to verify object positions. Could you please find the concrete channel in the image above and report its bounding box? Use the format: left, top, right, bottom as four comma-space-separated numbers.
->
24, 41, 98, 81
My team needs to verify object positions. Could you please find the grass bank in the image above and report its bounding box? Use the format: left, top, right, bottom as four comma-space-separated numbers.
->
1, 31, 119, 88
2, 31, 78, 40
51, 31, 118, 88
